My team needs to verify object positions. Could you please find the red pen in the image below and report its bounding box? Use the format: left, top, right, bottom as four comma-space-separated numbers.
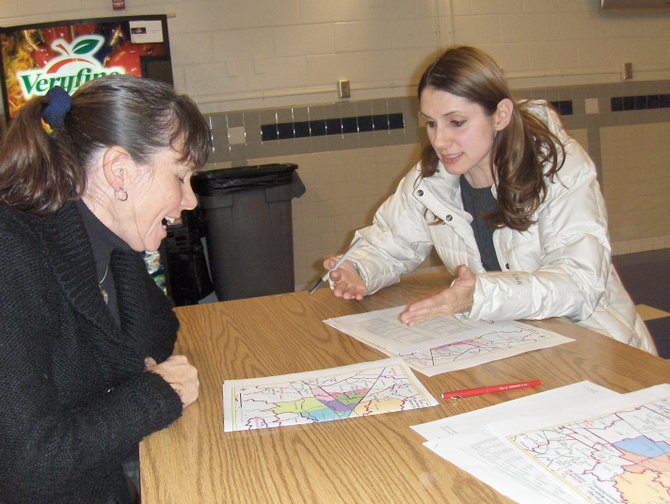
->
442, 379, 542, 400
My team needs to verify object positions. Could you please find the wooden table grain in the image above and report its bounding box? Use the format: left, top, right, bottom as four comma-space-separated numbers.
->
140, 270, 670, 503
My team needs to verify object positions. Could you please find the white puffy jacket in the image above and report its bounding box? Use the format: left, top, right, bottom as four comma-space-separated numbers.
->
348, 101, 656, 354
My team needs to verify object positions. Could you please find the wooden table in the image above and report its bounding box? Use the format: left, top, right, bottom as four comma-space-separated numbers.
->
140, 271, 670, 503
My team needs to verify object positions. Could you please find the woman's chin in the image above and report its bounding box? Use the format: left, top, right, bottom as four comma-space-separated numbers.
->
145, 241, 162, 253
147, 228, 168, 252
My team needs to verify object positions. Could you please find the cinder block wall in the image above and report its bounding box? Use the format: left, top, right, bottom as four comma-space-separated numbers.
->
3, 0, 669, 290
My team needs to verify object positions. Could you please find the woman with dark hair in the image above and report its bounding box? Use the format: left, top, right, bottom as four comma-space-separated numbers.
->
323, 46, 655, 354
0, 75, 210, 503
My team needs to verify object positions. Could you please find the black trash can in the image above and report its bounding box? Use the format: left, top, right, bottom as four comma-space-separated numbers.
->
191, 163, 305, 301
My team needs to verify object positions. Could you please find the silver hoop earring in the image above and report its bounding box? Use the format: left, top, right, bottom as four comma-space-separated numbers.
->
115, 188, 128, 201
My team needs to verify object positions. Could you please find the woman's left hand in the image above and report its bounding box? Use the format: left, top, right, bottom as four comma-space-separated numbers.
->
399, 265, 476, 326
145, 355, 200, 408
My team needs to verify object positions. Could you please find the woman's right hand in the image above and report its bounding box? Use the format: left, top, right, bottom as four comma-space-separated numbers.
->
322, 257, 368, 301
145, 355, 200, 408
399, 264, 476, 326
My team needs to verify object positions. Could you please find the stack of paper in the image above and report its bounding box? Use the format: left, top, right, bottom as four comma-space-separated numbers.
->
412, 381, 670, 504
324, 306, 573, 376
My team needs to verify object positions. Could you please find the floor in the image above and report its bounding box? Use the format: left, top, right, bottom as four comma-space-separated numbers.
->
613, 248, 670, 358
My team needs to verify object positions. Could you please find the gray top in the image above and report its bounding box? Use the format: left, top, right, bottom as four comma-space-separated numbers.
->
459, 176, 501, 271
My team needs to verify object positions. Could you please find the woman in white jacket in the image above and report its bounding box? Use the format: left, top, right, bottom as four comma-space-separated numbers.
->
324, 46, 656, 354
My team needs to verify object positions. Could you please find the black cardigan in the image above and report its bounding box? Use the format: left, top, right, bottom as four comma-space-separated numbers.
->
0, 201, 183, 503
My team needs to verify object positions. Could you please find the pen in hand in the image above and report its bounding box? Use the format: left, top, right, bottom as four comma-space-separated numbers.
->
442, 379, 542, 400
309, 237, 364, 295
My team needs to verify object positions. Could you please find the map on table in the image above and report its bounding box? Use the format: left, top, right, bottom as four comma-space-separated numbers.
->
502, 393, 670, 504
397, 322, 573, 376
324, 306, 573, 376
222, 357, 437, 432
420, 383, 670, 504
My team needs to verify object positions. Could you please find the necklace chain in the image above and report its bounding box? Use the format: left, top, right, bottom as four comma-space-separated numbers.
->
99, 266, 109, 285
99, 266, 110, 304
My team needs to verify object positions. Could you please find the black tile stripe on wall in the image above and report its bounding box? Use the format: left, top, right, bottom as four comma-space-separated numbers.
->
260, 112, 405, 141
550, 100, 573, 116
611, 94, 670, 112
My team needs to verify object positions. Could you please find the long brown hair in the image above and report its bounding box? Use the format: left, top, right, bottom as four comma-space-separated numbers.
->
418, 46, 565, 231
0, 75, 211, 215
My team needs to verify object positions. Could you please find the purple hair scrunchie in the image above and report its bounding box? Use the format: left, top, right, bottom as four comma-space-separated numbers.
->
41, 86, 72, 130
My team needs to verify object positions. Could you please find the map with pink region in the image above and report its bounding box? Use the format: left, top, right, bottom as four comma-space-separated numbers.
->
222, 357, 437, 432
509, 398, 670, 503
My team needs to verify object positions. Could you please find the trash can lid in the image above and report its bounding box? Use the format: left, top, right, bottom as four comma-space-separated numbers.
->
195, 163, 297, 180
192, 163, 299, 196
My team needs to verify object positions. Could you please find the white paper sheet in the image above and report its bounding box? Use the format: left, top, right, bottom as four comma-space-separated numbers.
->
325, 306, 480, 354
325, 306, 573, 375
412, 380, 618, 440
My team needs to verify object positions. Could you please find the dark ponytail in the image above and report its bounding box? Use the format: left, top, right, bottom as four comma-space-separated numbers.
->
0, 75, 211, 215
0, 96, 84, 214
